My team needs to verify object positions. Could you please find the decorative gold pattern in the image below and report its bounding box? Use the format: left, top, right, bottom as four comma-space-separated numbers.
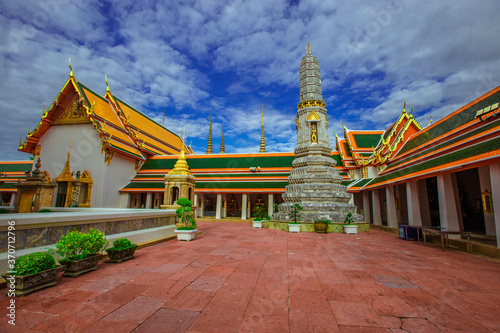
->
361, 167, 368, 179
311, 122, 318, 143
306, 110, 321, 120
482, 189, 493, 213
297, 99, 325, 110
168, 147, 192, 176
55, 144, 75, 183
55, 98, 90, 125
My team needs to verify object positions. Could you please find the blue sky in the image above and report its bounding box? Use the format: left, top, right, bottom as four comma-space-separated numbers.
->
1, 0, 500, 160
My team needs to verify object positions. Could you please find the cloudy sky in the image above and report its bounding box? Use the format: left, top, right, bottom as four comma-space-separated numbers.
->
1, 0, 499, 161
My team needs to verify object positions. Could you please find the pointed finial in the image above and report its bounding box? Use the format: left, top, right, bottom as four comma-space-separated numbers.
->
429, 115, 433, 126
259, 105, 266, 153
206, 102, 214, 154
162, 110, 166, 126
219, 120, 225, 154
105, 74, 110, 92
410, 105, 413, 115
306, 42, 312, 55
403, 100, 406, 113
69, 57, 74, 78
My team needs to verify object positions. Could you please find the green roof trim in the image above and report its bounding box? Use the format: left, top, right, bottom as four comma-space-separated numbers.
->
195, 181, 288, 189
352, 134, 381, 149
342, 142, 352, 157
398, 90, 500, 155
0, 162, 33, 173
389, 118, 500, 171
351, 178, 373, 187
331, 154, 342, 165
123, 182, 165, 189
0, 183, 17, 189
141, 155, 296, 171
341, 180, 356, 186
371, 136, 500, 187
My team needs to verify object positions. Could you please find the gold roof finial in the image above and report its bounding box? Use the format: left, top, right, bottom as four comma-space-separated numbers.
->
403, 100, 406, 113
219, 120, 225, 154
168, 143, 192, 176
206, 102, 214, 154
259, 105, 266, 153
69, 57, 74, 78
410, 105, 414, 116
306, 42, 312, 55
429, 115, 433, 126
105, 74, 110, 92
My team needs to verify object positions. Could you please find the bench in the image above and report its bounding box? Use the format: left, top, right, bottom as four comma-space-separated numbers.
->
421, 227, 471, 252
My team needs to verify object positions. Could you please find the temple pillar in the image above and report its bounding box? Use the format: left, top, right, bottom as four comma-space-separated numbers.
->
488, 163, 500, 247
216, 193, 222, 219
372, 190, 382, 225
241, 194, 248, 220
437, 174, 461, 232
363, 191, 371, 223
386, 186, 398, 228
145, 193, 152, 209
478, 166, 495, 236
406, 181, 422, 226
222, 193, 227, 218
194, 193, 200, 218
268, 194, 274, 217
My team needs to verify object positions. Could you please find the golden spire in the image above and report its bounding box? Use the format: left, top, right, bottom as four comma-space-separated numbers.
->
206, 102, 213, 154
55, 141, 74, 182
105, 74, 110, 92
306, 42, 312, 55
69, 57, 74, 78
219, 121, 225, 154
403, 100, 406, 113
259, 105, 266, 153
429, 115, 433, 126
162, 110, 166, 126
168, 144, 192, 176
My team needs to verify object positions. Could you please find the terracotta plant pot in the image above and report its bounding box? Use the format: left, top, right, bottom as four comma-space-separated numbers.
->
2, 266, 64, 297
106, 245, 138, 263
314, 221, 328, 233
59, 254, 100, 277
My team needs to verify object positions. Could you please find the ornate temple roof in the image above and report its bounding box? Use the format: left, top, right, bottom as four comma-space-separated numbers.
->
18, 63, 191, 164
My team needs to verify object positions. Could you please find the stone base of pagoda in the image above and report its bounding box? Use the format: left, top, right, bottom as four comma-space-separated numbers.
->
274, 201, 363, 223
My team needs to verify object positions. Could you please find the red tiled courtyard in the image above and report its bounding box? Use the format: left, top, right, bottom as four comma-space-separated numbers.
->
2, 221, 500, 332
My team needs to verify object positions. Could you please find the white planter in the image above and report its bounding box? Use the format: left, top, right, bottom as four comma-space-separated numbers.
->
253, 220, 263, 228
343, 225, 358, 234
175, 229, 198, 241
288, 224, 301, 233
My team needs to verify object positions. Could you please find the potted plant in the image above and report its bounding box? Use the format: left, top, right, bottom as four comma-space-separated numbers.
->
343, 212, 358, 234
287, 204, 303, 232
174, 198, 198, 241
252, 204, 266, 228
106, 238, 138, 263
2, 252, 63, 297
314, 220, 330, 233
53, 228, 109, 277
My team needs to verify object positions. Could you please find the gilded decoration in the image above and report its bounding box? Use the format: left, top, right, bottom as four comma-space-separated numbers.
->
55, 98, 90, 125
306, 110, 321, 121
311, 122, 318, 143
361, 167, 368, 179
297, 99, 325, 110
348, 169, 355, 179
482, 189, 493, 213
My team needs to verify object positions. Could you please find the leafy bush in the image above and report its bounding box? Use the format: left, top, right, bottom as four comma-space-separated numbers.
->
344, 212, 355, 225
314, 220, 331, 224
288, 204, 303, 223
265, 214, 271, 220
273, 203, 279, 213
107, 238, 136, 251
39, 209, 51, 213
0, 208, 7, 214
54, 228, 109, 261
14, 252, 56, 276
175, 198, 196, 229
253, 204, 266, 221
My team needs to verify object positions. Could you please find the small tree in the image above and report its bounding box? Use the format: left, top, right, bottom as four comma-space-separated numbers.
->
253, 204, 266, 221
175, 198, 197, 229
273, 203, 279, 213
344, 212, 355, 225
288, 203, 303, 223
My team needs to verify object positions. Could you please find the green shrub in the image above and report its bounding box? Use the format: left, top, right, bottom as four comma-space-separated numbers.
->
288, 204, 303, 223
39, 209, 51, 213
14, 252, 56, 276
175, 198, 196, 229
314, 220, 331, 224
108, 238, 136, 251
176, 198, 192, 207
0, 208, 7, 214
273, 203, 279, 213
253, 204, 266, 220
54, 228, 109, 261
344, 212, 355, 225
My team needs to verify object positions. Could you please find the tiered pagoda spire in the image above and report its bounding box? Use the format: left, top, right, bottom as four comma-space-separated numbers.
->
206, 103, 213, 154
219, 121, 225, 154
259, 105, 266, 153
